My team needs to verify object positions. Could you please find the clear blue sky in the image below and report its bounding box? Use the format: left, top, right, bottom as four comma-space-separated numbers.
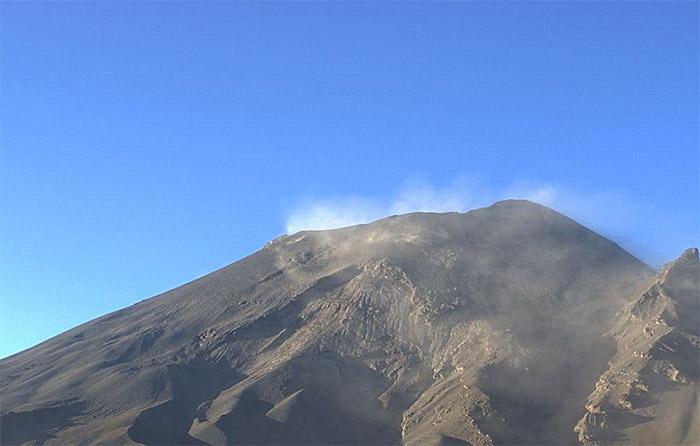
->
1, 1, 697, 358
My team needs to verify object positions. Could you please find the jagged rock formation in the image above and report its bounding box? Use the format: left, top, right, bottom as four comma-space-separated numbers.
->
575, 248, 699, 446
0, 200, 696, 445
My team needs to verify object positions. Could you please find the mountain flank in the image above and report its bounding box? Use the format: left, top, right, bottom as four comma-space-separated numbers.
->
1, 200, 697, 445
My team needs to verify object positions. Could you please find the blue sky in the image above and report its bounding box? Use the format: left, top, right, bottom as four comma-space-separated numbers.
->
1, 1, 697, 358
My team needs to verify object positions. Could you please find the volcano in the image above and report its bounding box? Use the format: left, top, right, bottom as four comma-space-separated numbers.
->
1, 200, 697, 445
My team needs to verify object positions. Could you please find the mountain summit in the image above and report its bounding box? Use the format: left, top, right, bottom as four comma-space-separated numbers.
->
1, 200, 697, 445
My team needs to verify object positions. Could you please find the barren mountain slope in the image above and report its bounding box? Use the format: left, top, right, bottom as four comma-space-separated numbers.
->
575, 248, 700, 446
1, 200, 676, 445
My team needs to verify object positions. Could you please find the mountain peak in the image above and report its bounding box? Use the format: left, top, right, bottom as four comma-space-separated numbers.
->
0, 202, 684, 446
673, 247, 699, 265
490, 198, 548, 208
658, 247, 699, 284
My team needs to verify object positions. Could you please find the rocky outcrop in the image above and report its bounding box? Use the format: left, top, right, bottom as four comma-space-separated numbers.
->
575, 248, 699, 446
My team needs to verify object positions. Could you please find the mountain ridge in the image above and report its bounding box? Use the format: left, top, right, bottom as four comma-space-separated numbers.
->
1, 200, 696, 446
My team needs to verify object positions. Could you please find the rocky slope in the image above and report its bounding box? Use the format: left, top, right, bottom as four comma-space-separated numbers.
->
575, 248, 699, 445
0, 200, 695, 445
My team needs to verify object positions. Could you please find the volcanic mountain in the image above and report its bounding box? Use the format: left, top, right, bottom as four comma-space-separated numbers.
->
1, 200, 698, 445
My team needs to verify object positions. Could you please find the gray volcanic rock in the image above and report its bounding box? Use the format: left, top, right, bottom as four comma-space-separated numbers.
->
575, 248, 699, 446
1, 200, 694, 446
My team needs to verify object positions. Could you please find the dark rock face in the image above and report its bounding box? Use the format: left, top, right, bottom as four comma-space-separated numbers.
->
1, 200, 695, 445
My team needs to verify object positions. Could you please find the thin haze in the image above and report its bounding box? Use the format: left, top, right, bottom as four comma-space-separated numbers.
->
1, 1, 698, 358
284, 179, 649, 259
285, 178, 553, 233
